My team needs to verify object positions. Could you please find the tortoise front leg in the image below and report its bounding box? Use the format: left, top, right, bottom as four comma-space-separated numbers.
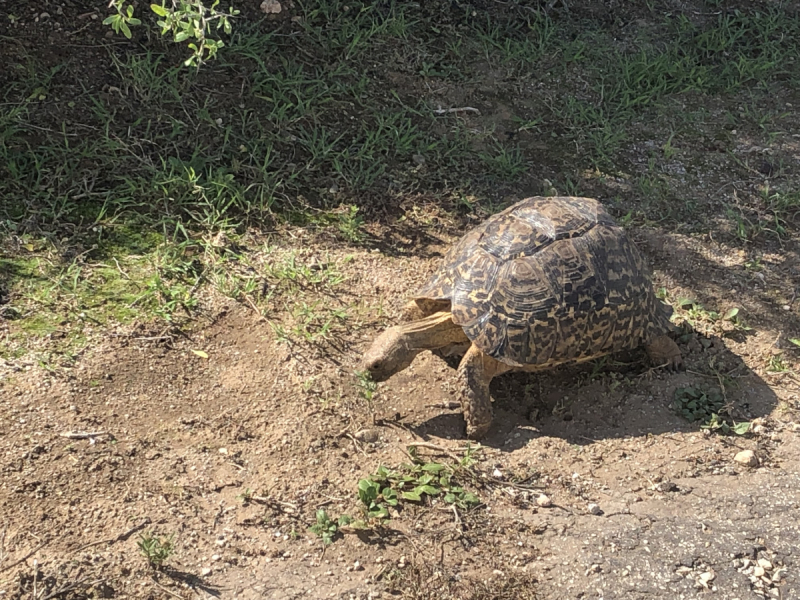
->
645, 335, 683, 371
457, 344, 512, 439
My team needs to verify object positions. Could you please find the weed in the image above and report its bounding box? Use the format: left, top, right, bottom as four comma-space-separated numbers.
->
357, 460, 480, 521
673, 385, 750, 435
767, 353, 789, 373
137, 532, 175, 568
309, 509, 353, 545
355, 370, 377, 402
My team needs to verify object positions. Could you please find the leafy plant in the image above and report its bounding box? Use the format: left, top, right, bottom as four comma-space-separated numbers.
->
309, 509, 353, 545
673, 385, 750, 435
357, 460, 480, 520
137, 532, 175, 568
355, 370, 377, 402
103, 1, 141, 38
106, 0, 238, 66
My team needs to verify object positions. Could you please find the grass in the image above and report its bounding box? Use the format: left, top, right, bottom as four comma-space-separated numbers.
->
2, 0, 800, 360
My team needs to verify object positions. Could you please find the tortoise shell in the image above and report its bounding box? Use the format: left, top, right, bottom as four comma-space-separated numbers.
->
414, 196, 674, 368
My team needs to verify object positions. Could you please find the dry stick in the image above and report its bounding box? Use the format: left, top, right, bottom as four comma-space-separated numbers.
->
151, 578, 185, 600
72, 519, 151, 554
433, 106, 481, 115
0, 540, 48, 573
405, 441, 474, 463
242, 294, 266, 321
41, 579, 103, 600
59, 431, 107, 439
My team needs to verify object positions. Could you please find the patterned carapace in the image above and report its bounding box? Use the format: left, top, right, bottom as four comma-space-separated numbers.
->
414, 197, 674, 367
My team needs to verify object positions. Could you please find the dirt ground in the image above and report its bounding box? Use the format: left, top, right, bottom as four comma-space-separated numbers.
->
2, 1, 800, 599
2, 229, 800, 599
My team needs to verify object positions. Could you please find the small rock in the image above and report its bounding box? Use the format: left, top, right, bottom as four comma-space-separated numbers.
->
588, 503, 603, 516
757, 558, 772, 570
354, 429, 379, 443
218, 447, 228, 455
201, 567, 212, 576
754, 566, 766, 577
536, 494, 552, 508
734, 450, 758, 467
260, 0, 282, 13
492, 468, 503, 479
655, 481, 678, 493
492, 569, 504, 577
211, 554, 221, 562
782, 305, 790, 311
412, 154, 426, 166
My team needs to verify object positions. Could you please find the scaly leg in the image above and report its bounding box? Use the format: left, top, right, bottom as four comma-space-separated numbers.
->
645, 335, 683, 371
456, 344, 512, 439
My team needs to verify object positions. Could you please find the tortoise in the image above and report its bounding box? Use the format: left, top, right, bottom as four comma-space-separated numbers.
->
360, 196, 682, 439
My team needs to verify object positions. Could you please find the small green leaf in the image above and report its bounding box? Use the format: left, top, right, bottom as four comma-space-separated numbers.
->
462, 492, 480, 505
150, 3, 169, 16
368, 505, 389, 519
175, 31, 190, 42
732, 421, 751, 435
790, 338, 800, 347
102, 15, 116, 25
416, 485, 440, 496
401, 491, 422, 502
421, 463, 447, 473
723, 307, 739, 321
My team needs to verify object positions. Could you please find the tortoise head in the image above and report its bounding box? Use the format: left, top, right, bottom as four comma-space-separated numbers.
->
360, 328, 419, 382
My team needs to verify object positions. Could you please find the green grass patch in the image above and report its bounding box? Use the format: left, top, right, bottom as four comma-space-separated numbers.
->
2, 1, 800, 359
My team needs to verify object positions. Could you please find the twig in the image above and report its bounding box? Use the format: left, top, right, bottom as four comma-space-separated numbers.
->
41, 578, 104, 600
0, 526, 6, 571
72, 518, 151, 554
151, 578, 185, 600
451, 504, 463, 533
59, 431, 108, 439
0, 540, 48, 573
242, 294, 266, 321
405, 441, 475, 463
250, 496, 298, 512
433, 106, 481, 116
346, 434, 370, 457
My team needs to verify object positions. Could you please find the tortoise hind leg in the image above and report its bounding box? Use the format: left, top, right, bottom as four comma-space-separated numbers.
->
457, 344, 513, 439
645, 335, 683, 371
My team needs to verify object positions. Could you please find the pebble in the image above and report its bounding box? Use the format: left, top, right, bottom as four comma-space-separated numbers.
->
211, 554, 221, 562
354, 429, 379, 443
536, 494, 552, 507
260, 0, 282, 13
588, 503, 603, 515
201, 567, 212, 576
734, 450, 759, 467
